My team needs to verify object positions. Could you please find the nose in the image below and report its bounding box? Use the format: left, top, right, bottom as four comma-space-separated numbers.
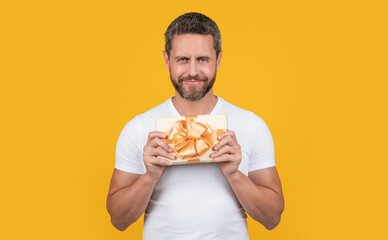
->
189, 60, 198, 76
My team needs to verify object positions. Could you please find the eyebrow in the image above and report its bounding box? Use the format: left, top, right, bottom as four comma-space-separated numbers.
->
174, 56, 212, 60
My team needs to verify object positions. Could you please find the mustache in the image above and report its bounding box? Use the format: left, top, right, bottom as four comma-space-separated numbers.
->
178, 75, 207, 83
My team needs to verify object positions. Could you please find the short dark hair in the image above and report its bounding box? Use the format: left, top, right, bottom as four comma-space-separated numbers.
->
164, 12, 222, 59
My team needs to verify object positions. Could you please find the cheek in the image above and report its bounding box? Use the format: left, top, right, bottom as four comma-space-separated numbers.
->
200, 64, 216, 77
171, 64, 186, 77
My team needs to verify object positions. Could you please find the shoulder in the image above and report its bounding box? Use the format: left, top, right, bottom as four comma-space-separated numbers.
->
120, 99, 171, 139
220, 98, 267, 129
136, 99, 170, 121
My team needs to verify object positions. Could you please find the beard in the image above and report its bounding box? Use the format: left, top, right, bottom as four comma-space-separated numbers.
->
170, 71, 217, 101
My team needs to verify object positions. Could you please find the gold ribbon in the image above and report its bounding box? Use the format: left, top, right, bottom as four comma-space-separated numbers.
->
163, 116, 225, 161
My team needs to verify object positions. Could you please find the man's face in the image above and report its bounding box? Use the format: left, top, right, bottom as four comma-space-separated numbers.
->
163, 34, 222, 101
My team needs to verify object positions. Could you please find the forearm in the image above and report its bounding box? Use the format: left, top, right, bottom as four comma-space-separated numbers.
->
226, 171, 284, 230
107, 173, 158, 231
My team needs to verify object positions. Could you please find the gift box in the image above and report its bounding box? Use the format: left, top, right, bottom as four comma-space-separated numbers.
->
155, 114, 228, 165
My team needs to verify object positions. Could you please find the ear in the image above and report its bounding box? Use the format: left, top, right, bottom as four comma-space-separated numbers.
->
163, 50, 170, 71
216, 51, 222, 71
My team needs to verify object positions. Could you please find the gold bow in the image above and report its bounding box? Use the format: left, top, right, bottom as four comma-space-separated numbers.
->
163, 116, 225, 160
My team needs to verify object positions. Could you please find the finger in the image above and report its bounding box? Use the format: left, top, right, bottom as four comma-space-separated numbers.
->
213, 135, 235, 151
146, 156, 173, 166
148, 137, 173, 152
150, 147, 176, 160
147, 131, 167, 143
211, 145, 235, 158
212, 153, 233, 162
217, 131, 236, 141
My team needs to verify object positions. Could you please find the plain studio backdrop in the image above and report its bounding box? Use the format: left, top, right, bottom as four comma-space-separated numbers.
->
0, 0, 387, 239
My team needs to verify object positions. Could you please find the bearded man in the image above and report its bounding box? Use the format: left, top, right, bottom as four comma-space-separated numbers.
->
107, 12, 284, 240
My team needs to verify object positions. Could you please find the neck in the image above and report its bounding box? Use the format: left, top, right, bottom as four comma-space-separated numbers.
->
171, 91, 218, 116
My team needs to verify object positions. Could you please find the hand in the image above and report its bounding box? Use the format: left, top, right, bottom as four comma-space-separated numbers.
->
210, 131, 242, 178
143, 131, 176, 181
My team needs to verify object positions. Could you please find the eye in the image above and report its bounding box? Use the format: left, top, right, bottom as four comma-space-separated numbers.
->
178, 58, 188, 62
199, 58, 208, 63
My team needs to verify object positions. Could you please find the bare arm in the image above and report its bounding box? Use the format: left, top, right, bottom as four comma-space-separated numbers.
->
211, 131, 284, 230
106, 131, 176, 231
226, 167, 284, 230
106, 169, 158, 231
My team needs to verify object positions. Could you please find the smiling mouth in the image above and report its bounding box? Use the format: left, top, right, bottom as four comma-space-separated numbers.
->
183, 80, 203, 84
183, 79, 205, 82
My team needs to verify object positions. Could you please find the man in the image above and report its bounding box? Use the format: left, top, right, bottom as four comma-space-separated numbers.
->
107, 12, 284, 239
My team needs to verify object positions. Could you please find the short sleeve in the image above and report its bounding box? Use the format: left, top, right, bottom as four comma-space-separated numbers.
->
115, 116, 146, 174
248, 112, 276, 172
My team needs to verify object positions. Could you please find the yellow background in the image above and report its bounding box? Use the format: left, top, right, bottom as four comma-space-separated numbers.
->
1, 0, 387, 239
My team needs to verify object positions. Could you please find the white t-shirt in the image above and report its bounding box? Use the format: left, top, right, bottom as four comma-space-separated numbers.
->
115, 96, 276, 240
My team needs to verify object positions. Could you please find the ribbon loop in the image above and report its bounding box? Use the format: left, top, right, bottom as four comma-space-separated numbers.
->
164, 116, 223, 159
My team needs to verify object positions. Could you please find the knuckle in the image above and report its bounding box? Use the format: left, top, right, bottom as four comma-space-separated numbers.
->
149, 148, 158, 157
143, 149, 148, 158
156, 146, 164, 152
155, 148, 163, 156
155, 158, 165, 165
148, 131, 159, 140
143, 156, 150, 164
150, 138, 158, 146
162, 142, 169, 150
147, 157, 158, 165
156, 147, 168, 157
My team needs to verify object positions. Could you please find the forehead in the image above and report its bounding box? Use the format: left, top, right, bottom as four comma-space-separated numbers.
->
170, 34, 215, 56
